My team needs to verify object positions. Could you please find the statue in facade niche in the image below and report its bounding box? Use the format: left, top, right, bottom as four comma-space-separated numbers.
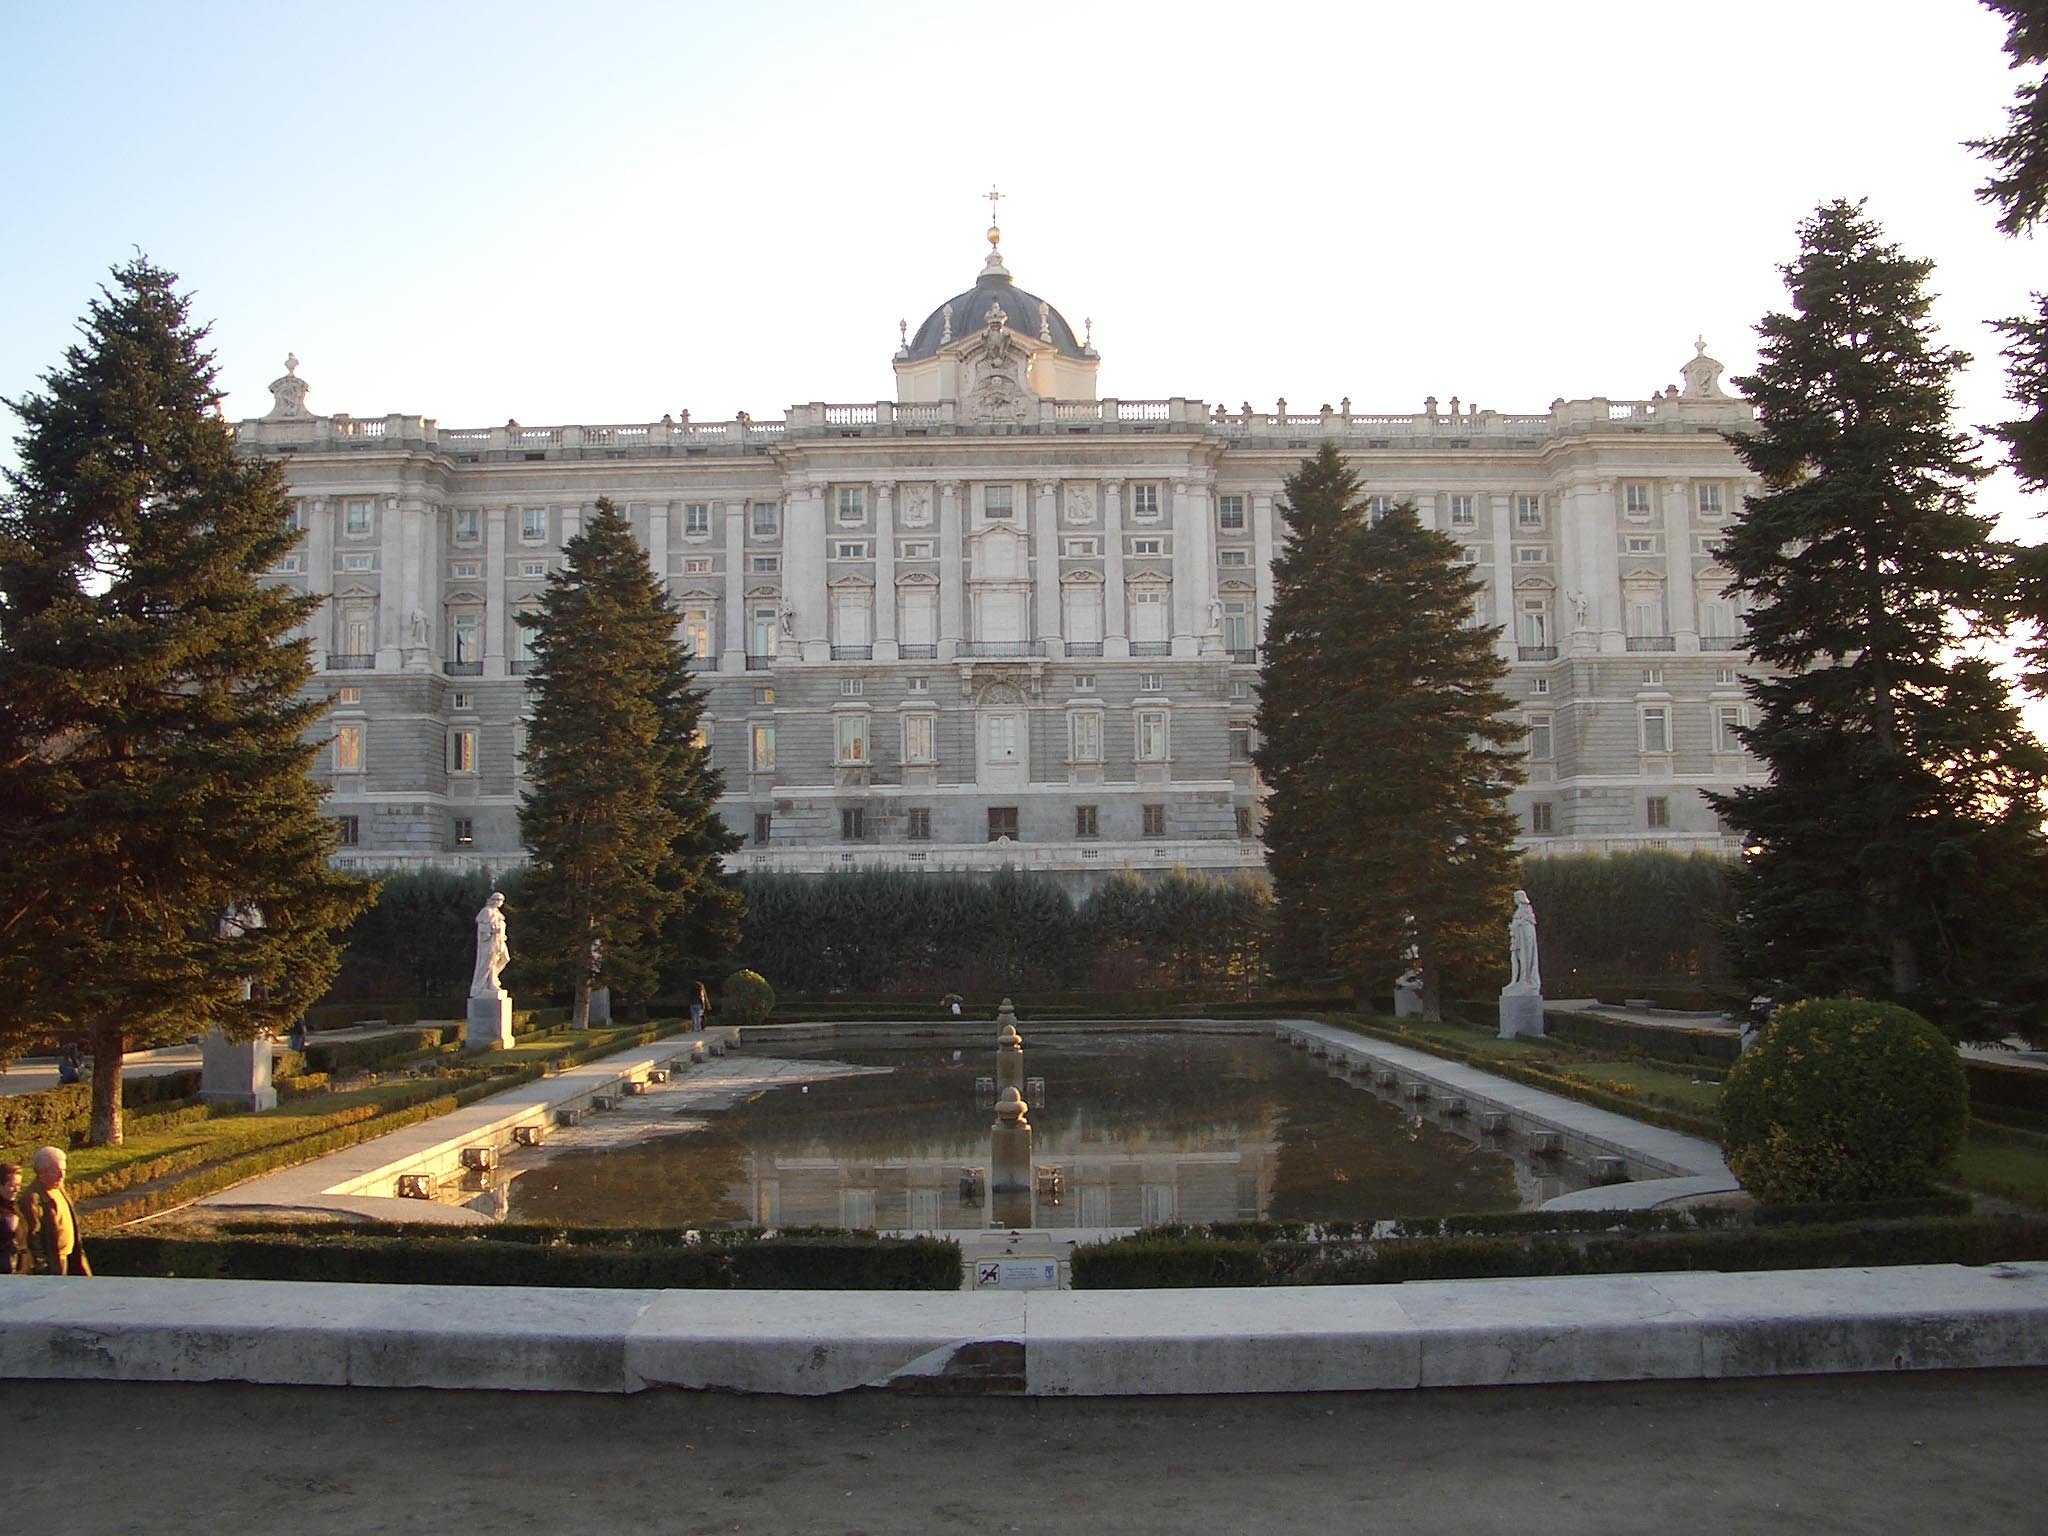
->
470, 892, 510, 997
1506, 890, 1540, 993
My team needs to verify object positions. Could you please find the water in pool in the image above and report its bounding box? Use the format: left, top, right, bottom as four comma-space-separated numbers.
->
502, 1032, 1557, 1231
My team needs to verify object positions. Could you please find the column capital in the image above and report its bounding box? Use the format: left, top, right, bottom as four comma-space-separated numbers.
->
1033, 478, 1060, 497
870, 479, 896, 497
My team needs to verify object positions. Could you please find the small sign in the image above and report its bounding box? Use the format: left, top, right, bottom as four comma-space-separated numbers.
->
975, 1259, 1059, 1290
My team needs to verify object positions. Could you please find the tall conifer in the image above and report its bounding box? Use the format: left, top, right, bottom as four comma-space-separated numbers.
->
517, 498, 738, 1025
0, 258, 374, 1141
1709, 201, 2048, 1038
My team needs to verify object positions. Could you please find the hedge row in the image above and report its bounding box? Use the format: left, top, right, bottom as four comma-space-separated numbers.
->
303, 1028, 453, 1078
1071, 1214, 2048, 1288
0, 1068, 206, 1152
1965, 1060, 2048, 1126
1543, 1011, 1740, 1070
90, 1229, 963, 1290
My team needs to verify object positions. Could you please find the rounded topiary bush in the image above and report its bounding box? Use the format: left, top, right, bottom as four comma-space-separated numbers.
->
719, 969, 776, 1029
1720, 999, 1967, 1204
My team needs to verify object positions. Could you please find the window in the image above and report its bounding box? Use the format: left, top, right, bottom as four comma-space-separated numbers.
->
1526, 716, 1553, 760
1131, 589, 1168, 642
449, 612, 480, 665
836, 715, 868, 763
1699, 536, 1726, 559
834, 541, 868, 560
1531, 801, 1555, 835
1142, 804, 1166, 838
1234, 805, 1253, 839
903, 714, 934, 763
1222, 601, 1251, 653
1139, 672, 1163, 693
900, 540, 934, 560
453, 507, 479, 541
1717, 705, 1745, 753
452, 560, 481, 579
1064, 582, 1104, 645
753, 685, 775, 705
751, 501, 779, 536
275, 553, 304, 573
335, 687, 361, 705
344, 499, 372, 537
1228, 723, 1253, 762
840, 678, 864, 697
1458, 546, 1480, 565
1519, 600, 1550, 650
1075, 805, 1099, 838
988, 807, 1019, 841
1367, 495, 1395, 521
1516, 494, 1543, 528
1131, 537, 1164, 556
1219, 548, 1250, 567
1625, 536, 1654, 554
453, 817, 474, 848
1136, 709, 1170, 761
284, 502, 304, 533
1075, 673, 1096, 692
906, 808, 931, 841
1716, 666, 1739, 687
908, 675, 929, 694
751, 555, 781, 573
752, 812, 772, 846
333, 725, 363, 773
751, 723, 776, 771
1450, 494, 1476, 528
685, 503, 711, 536
335, 814, 360, 847
1064, 538, 1099, 558
452, 692, 474, 711
1531, 677, 1550, 695
840, 807, 866, 840
985, 713, 1019, 764
1647, 795, 1671, 829
1217, 495, 1246, 531
837, 486, 865, 524
342, 553, 374, 572
1641, 705, 1670, 754
983, 485, 1014, 520
449, 728, 477, 774
750, 607, 780, 657
1069, 712, 1102, 761
1229, 678, 1251, 700
1625, 482, 1653, 516
682, 609, 713, 658
1697, 483, 1724, 517
684, 556, 712, 575
1641, 666, 1664, 686
1516, 546, 1548, 563
520, 507, 546, 542
1129, 483, 1161, 520
520, 559, 546, 578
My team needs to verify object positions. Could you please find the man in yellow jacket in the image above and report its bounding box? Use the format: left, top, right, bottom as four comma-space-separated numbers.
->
19, 1146, 90, 1276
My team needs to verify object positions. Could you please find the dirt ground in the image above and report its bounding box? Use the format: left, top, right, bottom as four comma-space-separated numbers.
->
5, 1369, 2043, 1535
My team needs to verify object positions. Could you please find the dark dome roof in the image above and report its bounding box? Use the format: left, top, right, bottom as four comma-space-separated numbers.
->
906, 268, 1088, 362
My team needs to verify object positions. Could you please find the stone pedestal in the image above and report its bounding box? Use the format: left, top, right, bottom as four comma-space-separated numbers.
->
990, 1087, 1034, 1229
199, 1028, 276, 1112
466, 992, 514, 1052
1498, 989, 1547, 1040
587, 988, 611, 1025
1394, 980, 1425, 1018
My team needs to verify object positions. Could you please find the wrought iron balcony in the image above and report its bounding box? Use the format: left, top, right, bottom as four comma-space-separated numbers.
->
1517, 645, 1559, 661
509, 659, 534, 674
898, 643, 938, 659
1698, 635, 1745, 651
745, 653, 776, 670
958, 640, 1046, 658
830, 644, 873, 661
1129, 641, 1173, 657
1065, 641, 1104, 657
326, 653, 375, 670
1624, 635, 1676, 652
443, 659, 484, 676
1227, 647, 1259, 665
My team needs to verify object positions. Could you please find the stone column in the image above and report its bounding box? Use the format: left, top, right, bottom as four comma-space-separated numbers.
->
784, 480, 828, 662
484, 505, 508, 677
306, 496, 334, 663
938, 481, 965, 655
721, 501, 747, 671
1582, 483, 1624, 654
1251, 491, 1276, 646
647, 499, 671, 598
1032, 478, 1060, 653
872, 481, 898, 659
1662, 479, 1697, 650
1488, 492, 1516, 656
1102, 479, 1129, 657
376, 493, 404, 667
399, 495, 431, 673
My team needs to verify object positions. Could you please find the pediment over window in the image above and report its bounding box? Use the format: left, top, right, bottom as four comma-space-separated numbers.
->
745, 584, 783, 601
1060, 568, 1105, 586
1126, 570, 1173, 590
1217, 577, 1256, 595
443, 589, 484, 606
674, 586, 719, 603
827, 572, 876, 591
896, 570, 940, 588
1511, 574, 1556, 593
336, 584, 378, 600
1620, 563, 1666, 584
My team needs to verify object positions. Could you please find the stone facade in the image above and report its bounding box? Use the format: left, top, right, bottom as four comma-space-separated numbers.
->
239, 237, 1765, 884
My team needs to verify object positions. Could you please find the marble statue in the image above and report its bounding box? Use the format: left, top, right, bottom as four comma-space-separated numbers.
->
1507, 890, 1540, 993
470, 892, 510, 997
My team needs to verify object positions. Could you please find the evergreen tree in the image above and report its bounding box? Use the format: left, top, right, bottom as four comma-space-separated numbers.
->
1708, 201, 2048, 1039
0, 257, 374, 1142
516, 498, 738, 1026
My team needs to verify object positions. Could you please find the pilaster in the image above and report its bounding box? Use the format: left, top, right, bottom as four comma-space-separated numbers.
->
873, 481, 898, 658
1033, 477, 1060, 654
1102, 478, 1129, 657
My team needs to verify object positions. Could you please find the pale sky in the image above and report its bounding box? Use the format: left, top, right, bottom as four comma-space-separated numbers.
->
0, 0, 2040, 527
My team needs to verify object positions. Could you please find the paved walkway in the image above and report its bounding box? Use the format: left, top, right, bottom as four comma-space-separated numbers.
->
0, 1023, 432, 1099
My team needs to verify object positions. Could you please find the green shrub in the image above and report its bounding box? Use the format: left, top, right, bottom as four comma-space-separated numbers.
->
1068, 1229, 1266, 1288
1720, 998, 1969, 1204
303, 1028, 446, 1078
720, 969, 776, 1029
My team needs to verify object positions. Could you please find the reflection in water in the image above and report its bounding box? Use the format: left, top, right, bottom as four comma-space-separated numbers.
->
506, 1034, 1532, 1232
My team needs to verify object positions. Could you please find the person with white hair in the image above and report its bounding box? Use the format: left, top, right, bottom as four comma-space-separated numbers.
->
19, 1146, 90, 1276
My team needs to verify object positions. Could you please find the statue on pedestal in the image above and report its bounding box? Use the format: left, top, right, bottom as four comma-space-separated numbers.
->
470, 892, 510, 998
1507, 890, 1540, 993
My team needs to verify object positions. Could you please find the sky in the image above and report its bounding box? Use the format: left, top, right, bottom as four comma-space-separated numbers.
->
0, 0, 2040, 512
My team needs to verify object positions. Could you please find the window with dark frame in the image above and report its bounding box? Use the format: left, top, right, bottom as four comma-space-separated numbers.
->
987, 806, 1019, 841
1142, 804, 1166, 838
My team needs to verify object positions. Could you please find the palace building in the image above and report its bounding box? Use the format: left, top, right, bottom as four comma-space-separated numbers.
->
241, 220, 1765, 884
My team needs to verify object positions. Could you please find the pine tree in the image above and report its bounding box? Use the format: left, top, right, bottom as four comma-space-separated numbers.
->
0, 257, 375, 1142
516, 498, 738, 1026
1708, 200, 2048, 1039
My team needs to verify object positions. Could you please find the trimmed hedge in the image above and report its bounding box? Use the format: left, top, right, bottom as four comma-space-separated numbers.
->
0, 1069, 206, 1152
90, 1228, 962, 1290
303, 1028, 450, 1078
1068, 1232, 1264, 1289
1544, 1011, 1740, 1070
1965, 1060, 2048, 1126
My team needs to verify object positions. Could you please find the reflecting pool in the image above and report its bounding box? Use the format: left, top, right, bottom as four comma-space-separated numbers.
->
502, 1032, 1575, 1231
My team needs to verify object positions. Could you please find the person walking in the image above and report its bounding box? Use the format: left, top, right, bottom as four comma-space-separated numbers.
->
20, 1147, 90, 1276
0, 1164, 25, 1274
688, 979, 708, 1032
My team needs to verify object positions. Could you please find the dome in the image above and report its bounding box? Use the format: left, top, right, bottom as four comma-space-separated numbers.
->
905, 266, 1089, 362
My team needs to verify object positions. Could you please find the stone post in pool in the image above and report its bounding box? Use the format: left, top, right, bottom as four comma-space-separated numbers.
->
990, 1085, 1034, 1229
995, 1006, 1025, 1102
466, 891, 516, 1051
1498, 888, 1546, 1039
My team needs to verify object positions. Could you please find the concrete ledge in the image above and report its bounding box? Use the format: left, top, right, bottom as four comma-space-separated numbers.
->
3, 1264, 2043, 1397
